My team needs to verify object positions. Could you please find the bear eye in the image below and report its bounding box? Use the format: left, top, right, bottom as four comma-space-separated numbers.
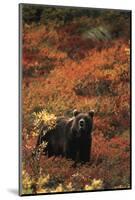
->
85, 117, 91, 123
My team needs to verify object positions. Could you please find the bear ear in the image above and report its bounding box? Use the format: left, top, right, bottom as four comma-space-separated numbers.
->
89, 110, 94, 118
73, 109, 80, 117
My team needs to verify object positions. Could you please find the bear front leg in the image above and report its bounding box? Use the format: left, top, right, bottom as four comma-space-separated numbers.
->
65, 141, 77, 161
80, 139, 92, 163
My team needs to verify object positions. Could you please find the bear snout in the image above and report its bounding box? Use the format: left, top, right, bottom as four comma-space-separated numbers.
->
79, 118, 85, 130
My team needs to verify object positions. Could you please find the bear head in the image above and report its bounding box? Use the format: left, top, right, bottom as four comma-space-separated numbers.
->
71, 109, 94, 138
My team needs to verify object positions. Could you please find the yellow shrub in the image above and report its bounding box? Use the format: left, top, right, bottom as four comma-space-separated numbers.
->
32, 109, 57, 136
84, 179, 103, 190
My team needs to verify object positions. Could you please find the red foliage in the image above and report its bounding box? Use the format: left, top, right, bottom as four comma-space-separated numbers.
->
21, 23, 131, 192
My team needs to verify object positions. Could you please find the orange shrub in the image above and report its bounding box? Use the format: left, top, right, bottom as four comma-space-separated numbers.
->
21, 23, 130, 194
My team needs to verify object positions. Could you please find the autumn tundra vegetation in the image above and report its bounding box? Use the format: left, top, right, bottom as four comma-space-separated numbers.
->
20, 4, 131, 195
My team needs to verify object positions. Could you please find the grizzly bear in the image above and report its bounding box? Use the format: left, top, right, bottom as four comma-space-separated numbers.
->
36, 109, 94, 163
